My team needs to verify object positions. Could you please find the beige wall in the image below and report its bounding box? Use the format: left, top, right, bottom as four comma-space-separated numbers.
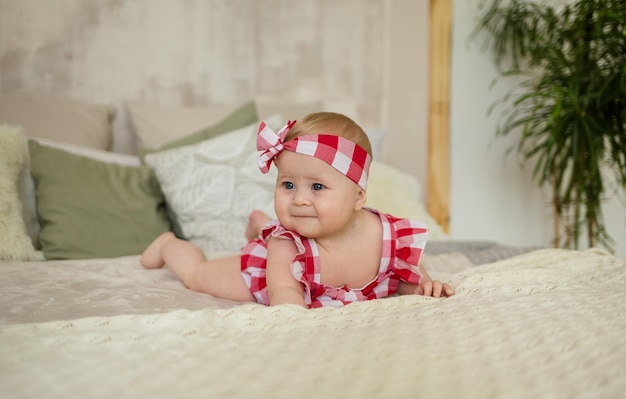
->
383, 0, 429, 188
0, 0, 429, 186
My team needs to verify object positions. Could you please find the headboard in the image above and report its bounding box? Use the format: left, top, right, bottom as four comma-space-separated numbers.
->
0, 0, 451, 232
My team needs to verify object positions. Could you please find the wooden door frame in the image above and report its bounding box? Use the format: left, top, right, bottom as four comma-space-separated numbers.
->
427, 0, 452, 232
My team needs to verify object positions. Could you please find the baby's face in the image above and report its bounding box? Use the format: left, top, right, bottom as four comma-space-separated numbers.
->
273, 151, 364, 238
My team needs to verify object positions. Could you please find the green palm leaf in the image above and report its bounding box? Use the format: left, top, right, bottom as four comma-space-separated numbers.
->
475, 0, 626, 252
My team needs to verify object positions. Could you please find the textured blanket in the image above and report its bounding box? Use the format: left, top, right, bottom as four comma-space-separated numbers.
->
1, 248, 625, 398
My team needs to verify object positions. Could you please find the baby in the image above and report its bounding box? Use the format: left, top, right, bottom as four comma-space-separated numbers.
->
141, 112, 454, 308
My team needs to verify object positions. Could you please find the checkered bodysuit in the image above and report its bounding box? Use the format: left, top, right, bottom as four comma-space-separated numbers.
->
240, 208, 428, 308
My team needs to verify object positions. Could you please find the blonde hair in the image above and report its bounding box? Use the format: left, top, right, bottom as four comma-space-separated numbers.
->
284, 112, 373, 158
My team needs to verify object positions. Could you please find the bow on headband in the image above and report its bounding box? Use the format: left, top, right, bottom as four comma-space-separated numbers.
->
256, 120, 371, 190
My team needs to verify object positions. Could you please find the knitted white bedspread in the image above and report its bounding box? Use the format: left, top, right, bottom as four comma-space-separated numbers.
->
1, 248, 625, 399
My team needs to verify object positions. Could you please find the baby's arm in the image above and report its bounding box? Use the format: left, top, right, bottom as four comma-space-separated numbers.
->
265, 237, 307, 307
398, 264, 454, 298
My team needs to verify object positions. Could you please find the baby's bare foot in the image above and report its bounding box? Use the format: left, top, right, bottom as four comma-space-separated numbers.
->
245, 210, 271, 241
140, 231, 175, 269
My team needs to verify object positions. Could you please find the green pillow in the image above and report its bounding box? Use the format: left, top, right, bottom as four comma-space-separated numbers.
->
138, 100, 259, 159
29, 140, 170, 259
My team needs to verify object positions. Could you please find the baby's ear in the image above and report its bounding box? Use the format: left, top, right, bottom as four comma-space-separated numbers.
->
355, 188, 367, 210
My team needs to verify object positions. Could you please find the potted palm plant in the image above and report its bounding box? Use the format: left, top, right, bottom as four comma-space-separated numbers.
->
473, 0, 626, 252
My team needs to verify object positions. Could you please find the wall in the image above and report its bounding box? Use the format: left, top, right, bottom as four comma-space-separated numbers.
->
449, 0, 626, 256
0, 0, 429, 186
383, 0, 429, 188
2, 0, 622, 255
0, 0, 432, 225
0, 0, 386, 114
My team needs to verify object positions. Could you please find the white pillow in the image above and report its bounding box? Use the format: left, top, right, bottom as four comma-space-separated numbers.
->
144, 116, 284, 255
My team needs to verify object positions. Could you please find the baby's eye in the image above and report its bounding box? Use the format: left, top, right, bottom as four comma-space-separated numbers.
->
312, 183, 325, 191
283, 181, 294, 190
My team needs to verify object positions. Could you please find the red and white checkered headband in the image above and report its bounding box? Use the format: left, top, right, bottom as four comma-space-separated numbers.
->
257, 120, 372, 190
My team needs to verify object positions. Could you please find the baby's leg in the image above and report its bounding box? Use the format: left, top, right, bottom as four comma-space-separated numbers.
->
141, 231, 176, 268
245, 210, 272, 241
141, 232, 254, 302
194, 256, 256, 302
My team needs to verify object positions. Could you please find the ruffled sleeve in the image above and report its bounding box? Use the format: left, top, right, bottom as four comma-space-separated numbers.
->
260, 221, 313, 304
388, 215, 429, 285
260, 221, 306, 255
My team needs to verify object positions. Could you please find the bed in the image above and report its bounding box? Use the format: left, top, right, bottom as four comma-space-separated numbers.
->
2, 2, 626, 398
1, 95, 625, 399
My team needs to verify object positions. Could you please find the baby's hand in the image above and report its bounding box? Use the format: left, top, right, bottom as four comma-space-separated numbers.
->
415, 279, 454, 298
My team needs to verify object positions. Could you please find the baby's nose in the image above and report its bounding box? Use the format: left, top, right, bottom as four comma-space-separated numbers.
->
293, 190, 311, 206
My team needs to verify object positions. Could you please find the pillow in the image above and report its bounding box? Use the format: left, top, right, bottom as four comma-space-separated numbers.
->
366, 160, 448, 240
31, 138, 141, 166
129, 100, 258, 150
136, 100, 262, 237
255, 100, 321, 121
144, 116, 285, 255
28, 140, 171, 259
0, 92, 115, 150
20, 139, 143, 247
0, 125, 44, 261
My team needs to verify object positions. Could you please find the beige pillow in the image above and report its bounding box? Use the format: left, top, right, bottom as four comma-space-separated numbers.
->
366, 160, 448, 240
0, 125, 44, 261
255, 100, 322, 121
137, 100, 260, 157
0, 92, 115, 150
128, 100, 259, 149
